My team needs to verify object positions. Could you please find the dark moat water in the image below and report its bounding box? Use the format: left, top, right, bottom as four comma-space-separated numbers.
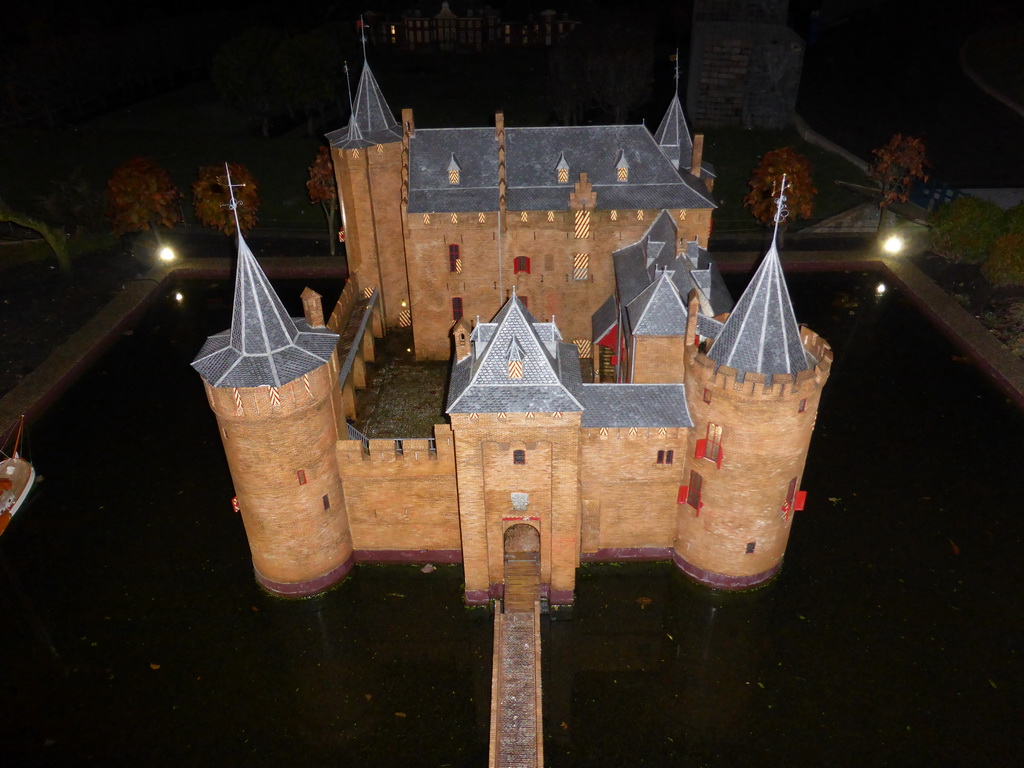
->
1, 271, 1022, 767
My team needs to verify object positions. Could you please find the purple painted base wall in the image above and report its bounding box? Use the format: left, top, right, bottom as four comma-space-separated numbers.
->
672, 551, 781, 590
354, 549, 463, 564
581, 547, 674, 562
255, 555, 355, 598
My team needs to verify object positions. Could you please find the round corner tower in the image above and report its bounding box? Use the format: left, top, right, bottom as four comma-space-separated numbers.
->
674, 244, 833, 589
192, 239, 353, 598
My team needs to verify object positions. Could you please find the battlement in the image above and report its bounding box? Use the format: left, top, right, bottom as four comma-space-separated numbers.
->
338, 423, 456, 467
688, 325, 832, 399
203, 361, 335, 420
326, 274, 363, 334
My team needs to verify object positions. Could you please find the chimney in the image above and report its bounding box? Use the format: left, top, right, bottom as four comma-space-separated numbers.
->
402, 107, 415, 138
690, 134, 704, 179
495, 110, 505, 141
301, 286, 325, 328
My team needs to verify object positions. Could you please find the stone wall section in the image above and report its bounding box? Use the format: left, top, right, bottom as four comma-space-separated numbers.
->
630, 336, 688, 383
336, 424, 461, 553
579, 427, 689, 553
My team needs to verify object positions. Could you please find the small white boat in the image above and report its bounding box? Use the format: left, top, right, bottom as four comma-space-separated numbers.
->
0, 416, 35, 536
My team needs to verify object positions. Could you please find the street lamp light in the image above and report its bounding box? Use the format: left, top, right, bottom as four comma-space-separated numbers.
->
882, 234, 904, 255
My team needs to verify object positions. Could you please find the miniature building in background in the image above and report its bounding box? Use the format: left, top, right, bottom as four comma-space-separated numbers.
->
192, 61, 831, 601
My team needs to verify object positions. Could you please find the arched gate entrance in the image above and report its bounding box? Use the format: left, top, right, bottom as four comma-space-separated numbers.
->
502, 523, 540, 613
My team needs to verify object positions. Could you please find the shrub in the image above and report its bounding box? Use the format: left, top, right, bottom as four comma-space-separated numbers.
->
743, 147, 816, 227
981, 233, 1024, 287
929, 196, 1006, 264
193, 163, 259, 235
1004, 202, 1024, 235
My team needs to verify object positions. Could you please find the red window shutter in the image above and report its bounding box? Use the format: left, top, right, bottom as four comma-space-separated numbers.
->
694, 334, 700, 346
525, 257, 531, 274
716, 446, 724, 470
610, 354, 618, 365
678, 485, 688, 504
695, 439, 707, 459
794, 490, 807, 511
513, 258, 520, 275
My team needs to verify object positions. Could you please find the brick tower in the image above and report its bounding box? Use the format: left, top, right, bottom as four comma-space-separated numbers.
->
675, 229, 832, 588
327, 58, 408, 330
192, 232, 354, 597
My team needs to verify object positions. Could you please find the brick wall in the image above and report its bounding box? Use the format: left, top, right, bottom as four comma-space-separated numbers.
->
677, 326, 832, 586
204, 361, 353, 590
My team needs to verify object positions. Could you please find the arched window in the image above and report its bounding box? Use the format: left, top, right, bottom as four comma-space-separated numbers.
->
513, 449, 526, 465
513, 256, 531, 274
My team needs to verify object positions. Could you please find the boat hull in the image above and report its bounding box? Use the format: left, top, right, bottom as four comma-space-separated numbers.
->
0, 456, 36, 534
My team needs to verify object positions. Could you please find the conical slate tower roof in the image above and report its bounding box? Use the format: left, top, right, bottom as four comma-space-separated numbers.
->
447, 293, 584, 414
191, 234, 338, 388
706, 239, 809, 383
327, 61, 402, 149
654, 93, 693, 172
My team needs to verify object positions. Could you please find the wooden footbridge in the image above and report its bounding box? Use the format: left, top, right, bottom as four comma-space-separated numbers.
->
489, 555, 544, 768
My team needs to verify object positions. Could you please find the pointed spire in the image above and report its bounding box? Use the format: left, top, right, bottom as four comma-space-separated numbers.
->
654, 93, 693, 172
191, 169, 339, 388
352, 60, 399, 138
707, 179, 807, 383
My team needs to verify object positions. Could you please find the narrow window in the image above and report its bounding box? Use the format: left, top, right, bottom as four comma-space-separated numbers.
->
665, 450, 674, 465
746, 542, 756, 554
617, 166, 628, 182
297, 470, 307, 485
322, 494, 331, 510
557, 167, 569, 183
573, 253, 589, 281
513, 256, 531, 274
703, 388, 712, 404
449, 244, 462, 273
705, 423, 722, 462
657, 450, 665, 464
449, 168, 460, 184
799, 398, 807, 413
513, 449, 526, 465
452, 297, 463, 321
686, 470, 702, 510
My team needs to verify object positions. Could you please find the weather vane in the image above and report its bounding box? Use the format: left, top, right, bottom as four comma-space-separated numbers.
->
771, 174, 789, 242
223, 162, 246, 235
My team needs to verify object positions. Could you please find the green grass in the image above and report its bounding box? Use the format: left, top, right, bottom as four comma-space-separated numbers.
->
361, 360, 450, 438
701, 127, 866, 232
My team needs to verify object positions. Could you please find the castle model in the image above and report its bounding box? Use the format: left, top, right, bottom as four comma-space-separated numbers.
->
191, 60, 832, 604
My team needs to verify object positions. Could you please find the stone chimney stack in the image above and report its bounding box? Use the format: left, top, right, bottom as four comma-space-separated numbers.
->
301, 286, 325, 327
690, 134, 704, 179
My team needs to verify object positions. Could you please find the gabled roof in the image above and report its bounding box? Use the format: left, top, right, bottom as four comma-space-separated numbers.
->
191, 234, 338, 388
707, 239, 810, 383
654, 93, 693, 172
447, 294, 584, 414
406, 124, 716, 214
629, 272, 689, 336
326, 61, 402, 149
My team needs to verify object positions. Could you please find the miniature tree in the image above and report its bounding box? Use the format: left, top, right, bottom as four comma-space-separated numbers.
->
867, 134, 928, 229
744, 148, 816, 235
107, 157, 182, 236
193, 163, 259, 235
307, 146, 339, 256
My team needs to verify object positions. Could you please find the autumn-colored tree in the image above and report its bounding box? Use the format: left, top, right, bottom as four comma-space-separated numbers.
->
106, 157, 182, 236
868, 133, 928, 229
744, 148, 816, 231
192, 163, 259, 235
307, 146, 339, 256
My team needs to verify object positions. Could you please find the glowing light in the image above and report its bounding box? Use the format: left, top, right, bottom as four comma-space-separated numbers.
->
174, 291, 184, 303
875, 283, 887, 295
158, 246, 176, 262
882, 235, 904, 255
401, 300, 408, 307
406, 348, 411, 353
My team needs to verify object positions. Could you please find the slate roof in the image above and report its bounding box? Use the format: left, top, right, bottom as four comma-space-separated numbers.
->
447, 294, 584, 414
707, 238, 810, 383
407, 125, 716, 214
325, 61, 402, 149
654, 93, 693, 172
192, 234, 338, 388
580, 384, 692, 428
630, 272, 689, 336
407, 127, 499, 213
